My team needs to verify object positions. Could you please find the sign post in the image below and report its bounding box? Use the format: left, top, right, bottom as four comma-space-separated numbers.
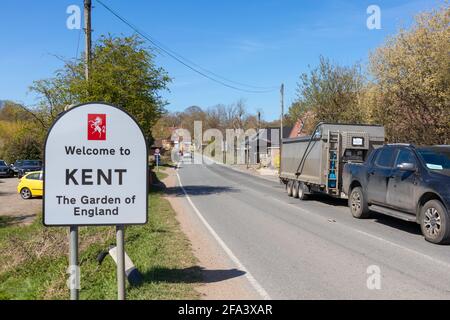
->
69, 225, 79, 300
155, 148, 160, 172
116, 225, 125, 300
44, 102, 148, 300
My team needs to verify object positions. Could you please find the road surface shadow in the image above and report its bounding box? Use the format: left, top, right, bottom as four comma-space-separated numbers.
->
150, 163, 178, 170
370, 212, 422, 236
165, 185, 237, 197
148, 170, 237, 197
141, 266, 245, 284
302, 193, 424, 237
309, 194, 423, 236
305, 193, 348, 207
160, 163, 178, 169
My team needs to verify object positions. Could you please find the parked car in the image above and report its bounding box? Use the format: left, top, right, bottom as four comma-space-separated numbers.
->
16, 160, 42, 178
10, 160, 23, 176
0, 160, 14, 178
17, 171, 43, 199
343, 144, 450, 244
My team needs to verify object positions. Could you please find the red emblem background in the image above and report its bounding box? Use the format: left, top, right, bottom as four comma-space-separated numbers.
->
87, 114, 106, 140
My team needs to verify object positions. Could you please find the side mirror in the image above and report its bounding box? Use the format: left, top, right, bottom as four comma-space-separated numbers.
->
397, 162, 416, 171
314, 129, 321, 139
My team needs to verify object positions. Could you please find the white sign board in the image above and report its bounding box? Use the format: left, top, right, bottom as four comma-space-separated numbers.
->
44, 102, 148, 226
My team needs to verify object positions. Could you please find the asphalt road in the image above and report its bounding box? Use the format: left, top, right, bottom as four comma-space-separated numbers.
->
175, 158, 450, 299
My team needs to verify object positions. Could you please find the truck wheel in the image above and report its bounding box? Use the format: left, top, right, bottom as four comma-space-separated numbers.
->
20, 187, 32, 200
287, 180, 293, 197
420, 200, 450, 245
349, 187, 370, 218
292, 181, 299, 198
298, 182, 309, 200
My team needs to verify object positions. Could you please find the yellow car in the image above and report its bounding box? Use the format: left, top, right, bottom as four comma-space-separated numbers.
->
17, 171, 43, 199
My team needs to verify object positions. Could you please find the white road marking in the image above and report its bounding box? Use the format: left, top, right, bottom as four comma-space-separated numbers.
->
176, 162, 271, 300
352, 229, 450, 269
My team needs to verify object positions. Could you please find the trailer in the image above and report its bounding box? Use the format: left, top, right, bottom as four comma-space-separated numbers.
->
280, 122, 385, 199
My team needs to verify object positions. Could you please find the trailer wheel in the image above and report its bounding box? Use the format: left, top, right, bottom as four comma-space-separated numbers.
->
287, 180, 293, 197
298, 182, 309, 200
292, 181, 299, 198
349, 187, 370, 218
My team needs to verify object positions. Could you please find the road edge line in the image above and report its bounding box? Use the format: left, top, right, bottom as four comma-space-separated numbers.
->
175, 163, 271, 300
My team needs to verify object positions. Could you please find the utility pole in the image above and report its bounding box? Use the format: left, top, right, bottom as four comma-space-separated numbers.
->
279, 83, 284, 174
257, 111, 261, 164
84, 0, 92, 81
257, 111, 261, 130
280, 84, 284, 139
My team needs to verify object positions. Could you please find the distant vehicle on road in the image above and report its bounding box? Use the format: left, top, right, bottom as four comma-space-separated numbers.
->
343, 144, 450, 244
17, 170, 43, 199
183, 152, 191, 159
280, 122, 385, 200
0, 160, 14, 178
16, 160, 42, 178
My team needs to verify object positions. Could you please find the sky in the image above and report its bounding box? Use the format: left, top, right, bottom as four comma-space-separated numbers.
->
0, 0, 443, 121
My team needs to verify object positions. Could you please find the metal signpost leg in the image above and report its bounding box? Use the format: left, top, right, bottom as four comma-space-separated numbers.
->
69, 226, 79, 300
116, 225, 126, 300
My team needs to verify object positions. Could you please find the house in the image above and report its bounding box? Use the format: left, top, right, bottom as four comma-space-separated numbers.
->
289, 111, 316, 138
246, 126, 293, 168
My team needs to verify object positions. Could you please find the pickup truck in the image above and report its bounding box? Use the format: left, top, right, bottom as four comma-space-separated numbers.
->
343, 144, 450, 244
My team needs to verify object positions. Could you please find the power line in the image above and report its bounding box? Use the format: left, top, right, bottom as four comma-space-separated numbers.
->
94, 0, 278, 94
135, 31, 279, 91
139, 34, 278, 91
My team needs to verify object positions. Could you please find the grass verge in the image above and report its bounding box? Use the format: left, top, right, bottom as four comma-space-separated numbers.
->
0, 173, 201, 300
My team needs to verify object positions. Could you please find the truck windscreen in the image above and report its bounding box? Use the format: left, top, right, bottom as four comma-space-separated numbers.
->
418, 149, 450, 172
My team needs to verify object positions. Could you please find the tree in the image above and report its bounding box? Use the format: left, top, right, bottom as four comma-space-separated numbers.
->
151, 112, 180, 140
289, 56, 367, 130
179, 105, 206, 136
230, 99, 247, 129
0, 125, 43, 163
0, 101, 34, 122
206, 104, 228, 131
0, 102, 44, 162
29, 35, 171, 138
369, 4, 450, 144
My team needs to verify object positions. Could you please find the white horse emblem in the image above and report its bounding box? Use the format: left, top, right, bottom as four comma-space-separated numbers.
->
89, 116, 106, 138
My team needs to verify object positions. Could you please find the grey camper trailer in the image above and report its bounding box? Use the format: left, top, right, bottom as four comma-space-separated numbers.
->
280, 123, 385, 199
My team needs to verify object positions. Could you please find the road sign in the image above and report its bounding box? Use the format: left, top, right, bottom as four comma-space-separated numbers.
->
155, 148, 160, 155
44, 102, 148, 226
